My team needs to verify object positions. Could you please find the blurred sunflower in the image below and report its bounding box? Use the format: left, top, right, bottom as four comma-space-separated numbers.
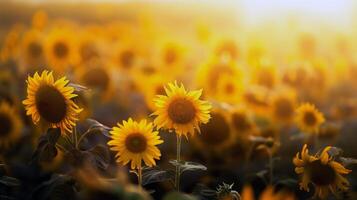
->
242, 85, 270, 115
20, 30, 45, 70
269, 90, 296, 124
44, 28, 78, 73
196, 58, 240, 96
230, 108, 255, 135
77, 31, 100, 64
193, 110, 234, 151
113, 42, 139, 72
295, 103, 325, 134
215, 74, 243, 104
251, 62, 278, 89
74, 62, 114, 101
293, 144, 351, 199
107, 118, 163, 169
138, 76, 169, 111
0, 24, 24, 62
214, 39, 239, 61
23, 70, 82, 133
0, 102, 23, 150
153, 82, 211, 137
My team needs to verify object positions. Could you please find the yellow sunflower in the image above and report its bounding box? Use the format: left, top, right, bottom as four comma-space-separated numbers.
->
32, 10, 48, 31
214, 39, 240, 61
230, 108, 255, 135
107, 118, 163, 169
152, 82, 212, 137
293, 144, 351, 199
295, 103, 325, 134
44, 28, 78, 73
0, 102, 23, 150
23, 70, 82, 133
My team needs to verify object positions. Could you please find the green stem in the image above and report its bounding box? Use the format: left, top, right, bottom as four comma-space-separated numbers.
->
138, 164, 143, 186
175, 135, 182, 191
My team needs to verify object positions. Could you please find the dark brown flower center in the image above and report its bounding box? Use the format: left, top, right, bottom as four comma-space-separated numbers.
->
0, 113, 13, 137
53, 41, 69, 59
83, 68, 109, 90
142, 65, 157, 75
35, 85, 67, 123
119, 50, 135, 68
200, 113, 230, 146
28, 41, 43, 58
306, 160, 336, 186
168, 98, 196, 124
232, 112, 251, 132
125, 133, 147, 153
274, 98, 294, 119
225, 83, 235, 94
303, 111, 317, 126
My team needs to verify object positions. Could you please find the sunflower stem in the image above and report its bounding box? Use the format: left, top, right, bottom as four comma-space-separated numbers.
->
138, 164, 143, 186
175, 134, 182, 191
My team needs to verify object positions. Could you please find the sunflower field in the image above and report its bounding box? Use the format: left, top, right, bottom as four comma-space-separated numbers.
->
0, 1, 356, 200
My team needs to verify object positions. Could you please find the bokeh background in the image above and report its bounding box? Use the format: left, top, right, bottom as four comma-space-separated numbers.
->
0, 0, 357, 199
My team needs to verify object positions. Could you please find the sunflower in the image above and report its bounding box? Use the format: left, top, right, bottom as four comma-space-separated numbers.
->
196, 58, 240, 96
152, 82, 211, 137
215, 74, 243, 104
44, 28, 78, 73
138, 75, 169, 111
107, 118, 163, 169
74, 61, 114, 101
112, 42, 139, 72
269, 90, 296, 124
214, 39, 239, 61
193, 110, 234, 151
251, 62, 278, 89
20, 30, 45, 70
293, 144, 351, 199
241, 185, 296, 200
230, 108, 255, 135
295, 103, 325, 134
242, 85, 270, 115
23, 70, 82, 133
0, 102, 23, 150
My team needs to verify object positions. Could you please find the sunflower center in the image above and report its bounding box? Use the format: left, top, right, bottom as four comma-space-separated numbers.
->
142, 65, 157, 75
53, 41, 69, 58
274, 98, 294, 119
28, 41, 43, 58
303, 111, 317, 126
164, 48, 177, 65
232, 112, 251, 132
35, 85, 67, 123
168, 98, 196, 124
119, 50, 135, 68
225, 83, 235, 94
125, 133, 147, 153
306, 160, 336, 186
80, 43, 98, 61
83, 68, 109, 90
0, 113, 13, 137
200, 113, 230, 146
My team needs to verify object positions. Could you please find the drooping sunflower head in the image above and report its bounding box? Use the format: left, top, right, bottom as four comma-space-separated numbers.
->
0, 102, 23, 150
152, 82, 212, 137
23, 70, 82, 133
295, 103, 325, 134
107, 118, 163, 169
293, 144, 351, 199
